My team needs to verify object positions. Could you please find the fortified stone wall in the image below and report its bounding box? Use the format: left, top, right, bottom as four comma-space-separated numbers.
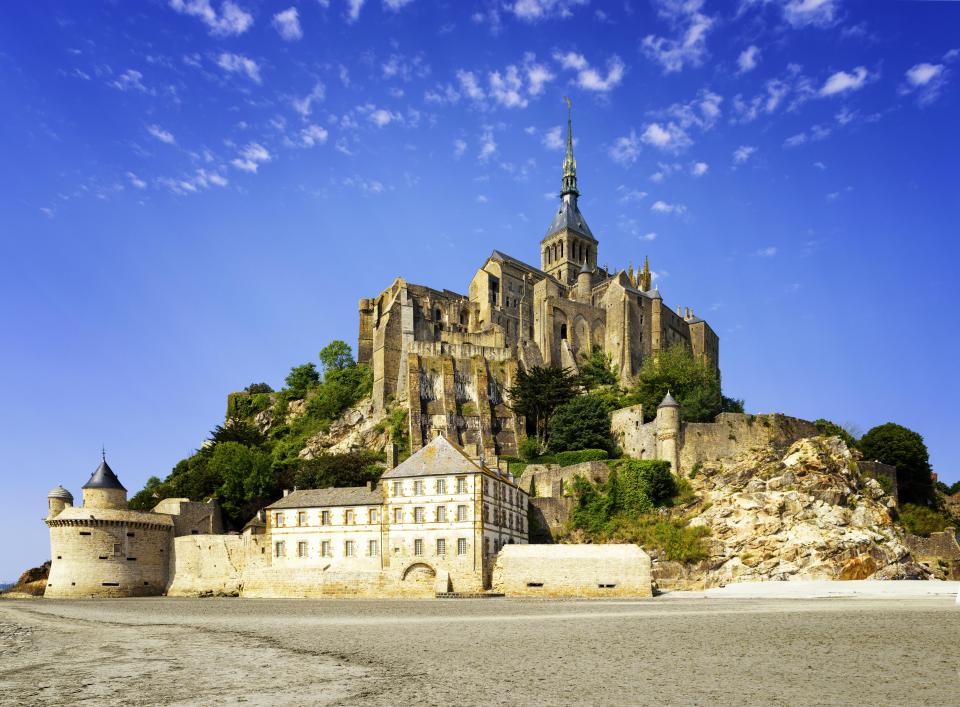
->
166, 534, 268, 597
153, 498, 224, 536
518, 461, 609, 498
904, 528, 960, 579
491, 544, 652, 597
240, 566, 436, 598
45, 515, 172, 598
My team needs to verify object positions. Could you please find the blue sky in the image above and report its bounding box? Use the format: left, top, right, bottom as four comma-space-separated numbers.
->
1, 0, 958, 579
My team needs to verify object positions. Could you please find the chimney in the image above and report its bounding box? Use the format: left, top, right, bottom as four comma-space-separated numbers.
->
366, 480, 374, 491
385, 442, 397, 469
282, 489, 290, 497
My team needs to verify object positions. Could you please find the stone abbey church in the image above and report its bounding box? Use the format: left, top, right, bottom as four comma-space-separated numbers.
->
358, 105, 719, 458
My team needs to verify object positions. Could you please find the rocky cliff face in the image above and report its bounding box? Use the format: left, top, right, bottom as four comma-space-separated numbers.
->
298, 398, 391, 458
655, 437, 929, 590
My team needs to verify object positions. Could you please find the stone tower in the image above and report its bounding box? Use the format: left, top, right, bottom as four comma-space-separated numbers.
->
540, 98, 597, 286
45, 457, 174, 598
655, 391, 681, 474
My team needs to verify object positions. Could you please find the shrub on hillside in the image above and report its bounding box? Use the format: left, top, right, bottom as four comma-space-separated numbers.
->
898, 503, 950, 537
859, 422, 934, 505
813, 418, 858, 449
548, 394, 614, 453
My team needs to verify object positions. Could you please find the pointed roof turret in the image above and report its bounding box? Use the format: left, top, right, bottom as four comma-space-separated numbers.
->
561, 96, 578, 198
579, 258, 592, 275
658, 390, 679, 408
82, 457, 126, 491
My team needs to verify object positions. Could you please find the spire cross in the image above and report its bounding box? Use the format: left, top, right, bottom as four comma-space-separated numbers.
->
101, 446, 106, 462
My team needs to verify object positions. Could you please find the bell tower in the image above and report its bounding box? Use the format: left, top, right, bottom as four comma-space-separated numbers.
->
540, 98, 597, 286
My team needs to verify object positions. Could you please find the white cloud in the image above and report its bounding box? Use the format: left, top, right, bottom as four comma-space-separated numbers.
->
231, 142, 271, 173
783, 0, 837, 28
691, 161, 708, 176
111, 69, 147, 92
510, 0, 587, 21
342, 176, 385, 194
272, 7, 302, 40
642, 0, 713, 73
542, 126, 564, 150
651, 200, 686, 215
127, 172, 147, 189
617, 185, 648, 204
608, 130, 640, 166
168, 0, 253, 36
217, 53, 261, 84
641, 232, 657, 241
300, 124, 328, 147
158, 168, 229, 195
456, 70, 486, 101
367, 107, 400, 127
478, 127, 497, 161
640, 122, 692, 153
475, 194, 489, 203
525, 56, 555, 95
453, 139, 467, 159
384, 0, 415, 9
146, 124, 176, 144
819, 66, 868, 97
733, 145, 756, 164
738, 45, 760, 74
900, 60, 950, 106
813, 161, 826, 170
292, 82, 325, 118
346, 0, 365, 22
783, 132, 807, 147
754, 246, 777, 257
489, 65, 527, 108
554, 51, 625, 92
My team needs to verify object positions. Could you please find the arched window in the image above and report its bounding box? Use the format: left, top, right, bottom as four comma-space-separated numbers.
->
560, 323, 567, 340
560, 241, 564, 258
435, 308, 442, 322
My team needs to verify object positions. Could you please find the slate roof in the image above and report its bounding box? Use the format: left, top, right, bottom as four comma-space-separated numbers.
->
543, 195, 595, 241
82, 460, 126, 491
380, 435, 485, 479
659, 391, 679, 408
265, 485, 382, 510
489, 250, 549, 278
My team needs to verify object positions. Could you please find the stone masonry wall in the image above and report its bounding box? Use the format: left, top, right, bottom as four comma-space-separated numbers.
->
492, 544, 652, 597
166, 534, 268, 596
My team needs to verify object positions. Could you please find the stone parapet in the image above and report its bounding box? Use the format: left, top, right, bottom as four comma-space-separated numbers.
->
492, 544, 652, 597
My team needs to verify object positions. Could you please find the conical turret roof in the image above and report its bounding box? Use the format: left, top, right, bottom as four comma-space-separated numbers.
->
82, 459, 126, 491
658, 390, 679, 408
48, 485, 74, 501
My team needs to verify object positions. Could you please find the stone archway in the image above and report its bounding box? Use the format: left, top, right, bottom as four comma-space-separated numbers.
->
402, 562, 436, 585
572, 315, 590, 358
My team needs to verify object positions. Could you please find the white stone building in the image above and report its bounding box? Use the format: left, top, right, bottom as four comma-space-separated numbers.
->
262, 435, 529, 593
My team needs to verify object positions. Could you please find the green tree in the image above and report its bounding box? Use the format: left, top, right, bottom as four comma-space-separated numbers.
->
548, 394, 614, 453
318, 340, 355, 375
507, 366, 579, 445
578, 348, 618, 391
813, 419, 858, 449
293, 450, 384, 490
128, 475, 166, 511
244, 382, 274, 394
721, 396, 745, 413
205, 416, 266, 451
207, 441, 275, 525
625, 345, 726, 422
859, 422, 934, 505
285, 362, 321, 396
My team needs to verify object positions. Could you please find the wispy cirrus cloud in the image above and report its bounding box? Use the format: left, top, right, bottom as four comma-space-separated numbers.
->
168, 0, 253, 36
608, 130, 640, 166
272, 7, 302, 41
231, 142, 271, 173
819, 66, 869, 97
509, 0, 588, 21
217, 52, 261, 84
642, 0, 713, 73
146, 124, 175, 144
553, 51, 625, 92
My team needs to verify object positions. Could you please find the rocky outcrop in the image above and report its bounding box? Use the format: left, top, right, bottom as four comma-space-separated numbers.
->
299, 398, 391, 458
0, 562, 50, 598
654, 437, 929, 591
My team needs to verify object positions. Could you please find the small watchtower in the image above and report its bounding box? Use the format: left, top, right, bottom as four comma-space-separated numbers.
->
81, 455, 127, 510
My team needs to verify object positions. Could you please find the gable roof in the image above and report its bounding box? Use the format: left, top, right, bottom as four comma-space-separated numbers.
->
381, 435, 485, 479
266, 485, 382, 510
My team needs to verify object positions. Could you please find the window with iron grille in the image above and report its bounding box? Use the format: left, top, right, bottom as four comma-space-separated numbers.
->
457, 538, 468, 556
436, 478, 446, 494
414, 506, 425, 523
394, 507, 403, 523
392, 481, 403, 496
436, 538, 446, 556
321, 541, 331, 557
345, 541, 354, 557
456, 477, 467, 494
368, 539, 379, 556
321, 510, 330, 526
457, 505, 467, 521
297, 541, 308, 558
274, 513, 285, 527
414, 538, 423, 556
414, 480, 424, 495
297, 511, 307, 526
275, 541, 285, 558
369, 508, 378, 523
436, 505, 446, 522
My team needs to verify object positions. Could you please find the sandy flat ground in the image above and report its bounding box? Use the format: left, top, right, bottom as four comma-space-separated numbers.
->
1, 595, 958, 706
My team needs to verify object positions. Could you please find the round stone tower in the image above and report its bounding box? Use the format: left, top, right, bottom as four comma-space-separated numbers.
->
47, 485, 74, 519
81, 458, 127, 510
576, 259, 593, 303
655, 390, 681, 474
45, 457, 173, 598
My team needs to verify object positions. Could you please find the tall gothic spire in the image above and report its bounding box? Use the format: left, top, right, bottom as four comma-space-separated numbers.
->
561, 96, 578, 197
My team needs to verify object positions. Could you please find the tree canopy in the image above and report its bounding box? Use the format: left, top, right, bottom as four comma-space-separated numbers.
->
859, 422, 934, 505
285, 362, 321, 396
548, 394, 614, 453
578, 348, 618, 391
625, 344, 730, 422
319, 340, 355, 376
507, 365, 578, 445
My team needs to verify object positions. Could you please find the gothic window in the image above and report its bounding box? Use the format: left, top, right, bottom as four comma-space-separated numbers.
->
560, 241, 564, 258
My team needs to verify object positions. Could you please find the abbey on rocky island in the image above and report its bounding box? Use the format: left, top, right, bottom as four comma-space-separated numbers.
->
358, 102, 718, 458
